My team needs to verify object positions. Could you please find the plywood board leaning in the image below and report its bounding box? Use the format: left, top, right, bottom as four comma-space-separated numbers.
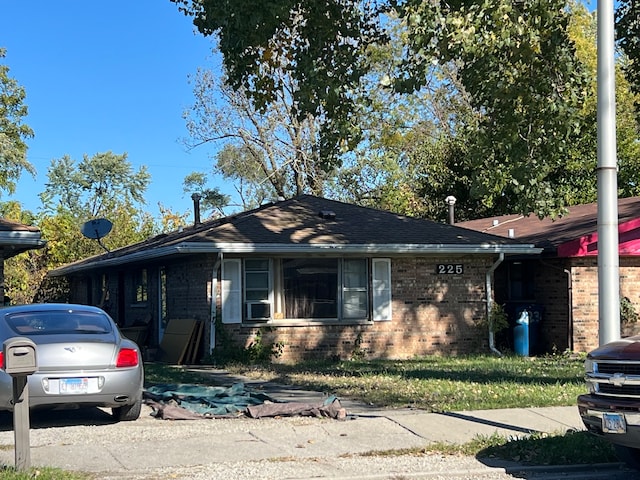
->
158, 319, 199, 364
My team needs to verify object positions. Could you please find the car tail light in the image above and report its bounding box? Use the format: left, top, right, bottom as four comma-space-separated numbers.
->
0, 351, 4, 369
116, 348, 139, 368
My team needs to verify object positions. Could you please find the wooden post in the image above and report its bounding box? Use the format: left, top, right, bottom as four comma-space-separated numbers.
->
12, 375, 30, 471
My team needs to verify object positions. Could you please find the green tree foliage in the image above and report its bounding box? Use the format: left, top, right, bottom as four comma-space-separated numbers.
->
36, 151, 156, 274
329, 15, 481, 220
617, 0, 640, 102
337, 2, 640, 221
172, 0, 384, 170
172, 0, 593, 219
40, 151, 150, 217
13, 152, 158, 303
394, 0, 588, 219
183, 64, 330, 206
0, 202, 43, 305
0, 48, 35, 195
182, 171, 230, 218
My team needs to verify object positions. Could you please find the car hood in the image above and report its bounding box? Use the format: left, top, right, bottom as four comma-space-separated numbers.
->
588, 335, 640, 361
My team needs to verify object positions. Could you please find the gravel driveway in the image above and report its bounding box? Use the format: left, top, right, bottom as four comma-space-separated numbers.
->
0, 404, 523, 480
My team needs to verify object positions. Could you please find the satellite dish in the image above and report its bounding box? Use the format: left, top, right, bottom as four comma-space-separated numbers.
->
81, 218, 113, 239
81, 218, 113, 252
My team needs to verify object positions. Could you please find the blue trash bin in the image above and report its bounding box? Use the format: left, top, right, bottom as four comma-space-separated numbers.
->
513, 308, 530, 356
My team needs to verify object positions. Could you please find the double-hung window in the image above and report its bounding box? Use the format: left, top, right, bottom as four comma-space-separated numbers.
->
221, 257, 391, 323
134, 268, 148, 304
245, 259, 271, 320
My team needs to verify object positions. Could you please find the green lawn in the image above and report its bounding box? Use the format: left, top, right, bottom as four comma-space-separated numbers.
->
0, 354, 613, 478
186, 353, 587, 412
144, 353, 619, 467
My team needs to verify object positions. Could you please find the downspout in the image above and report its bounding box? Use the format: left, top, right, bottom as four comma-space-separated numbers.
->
486, 253, 505, 356
210, 252, 223, 354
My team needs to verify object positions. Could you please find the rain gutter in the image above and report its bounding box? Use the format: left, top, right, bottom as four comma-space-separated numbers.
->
49, 242, 541, 277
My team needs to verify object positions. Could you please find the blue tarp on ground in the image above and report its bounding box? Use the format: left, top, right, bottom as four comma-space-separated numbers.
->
144, 382, 274, 417
143, 382, 346, 420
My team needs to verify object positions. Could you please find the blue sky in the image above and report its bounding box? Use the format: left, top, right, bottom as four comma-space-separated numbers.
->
0, 0, 604, 223
2, 0, 226, 221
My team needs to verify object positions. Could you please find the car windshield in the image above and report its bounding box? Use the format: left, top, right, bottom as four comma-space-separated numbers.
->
6, 310, 113, 335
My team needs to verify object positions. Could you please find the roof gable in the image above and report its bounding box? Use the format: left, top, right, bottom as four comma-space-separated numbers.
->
457, 196, 640, 255
50, 196, 540, 276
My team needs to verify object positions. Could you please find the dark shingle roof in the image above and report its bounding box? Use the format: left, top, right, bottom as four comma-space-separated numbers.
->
457, 197, 640, 253
0, 218, 45, 258
50, 195, 540, 276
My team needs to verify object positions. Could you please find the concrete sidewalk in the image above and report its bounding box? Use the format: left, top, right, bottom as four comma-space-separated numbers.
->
0, 370, 628, 480
200, 368, 586, 443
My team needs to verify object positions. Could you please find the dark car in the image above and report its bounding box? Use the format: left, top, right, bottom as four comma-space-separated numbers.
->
577, 336, 640, 469
0, 303, 144, 421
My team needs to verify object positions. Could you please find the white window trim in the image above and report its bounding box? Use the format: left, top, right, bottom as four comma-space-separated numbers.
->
372, 258, 392, 321
221, 259, 242, 324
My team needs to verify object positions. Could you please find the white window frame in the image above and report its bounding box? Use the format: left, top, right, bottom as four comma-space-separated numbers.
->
372, 258, 392, 321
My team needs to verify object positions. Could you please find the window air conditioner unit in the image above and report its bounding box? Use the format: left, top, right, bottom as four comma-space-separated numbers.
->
246, 301, 271, 321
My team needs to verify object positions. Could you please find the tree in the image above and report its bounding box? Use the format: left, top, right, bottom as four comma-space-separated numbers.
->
173, 0, 589, 218
182, 171, 230, 218
0, 48, 35, 195
370, 2, 639, 220
617, 0, 640, 101
183, 63, 331, 205
329, 15, 481, 220
172, 0, 383, 169
38, 151, 155, 265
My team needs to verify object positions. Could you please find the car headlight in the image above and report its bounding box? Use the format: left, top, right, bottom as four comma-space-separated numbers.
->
584, 358, 596, 374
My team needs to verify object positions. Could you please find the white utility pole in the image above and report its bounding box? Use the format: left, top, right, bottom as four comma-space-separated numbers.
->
596, 0, 620, 345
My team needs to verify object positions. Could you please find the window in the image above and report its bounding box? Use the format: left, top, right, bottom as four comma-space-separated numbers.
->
508, 261, 535, 301
245, 259, 270, 301
159, 266, 168, 337
284, 258, 338, 318
134, 268, 148, 303
221, 257, 392, 323
245, 259, 271, 320
342, 259, 368, 318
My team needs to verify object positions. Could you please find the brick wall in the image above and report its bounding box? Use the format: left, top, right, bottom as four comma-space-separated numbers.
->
222, 255, 495, 362
569, 258, 599, 352
567, 256, 640, 352
61, 251, 640, 361
534, 260, 570, 353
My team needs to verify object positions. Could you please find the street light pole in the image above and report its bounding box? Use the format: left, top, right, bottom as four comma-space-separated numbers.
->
597, 0, 620, 345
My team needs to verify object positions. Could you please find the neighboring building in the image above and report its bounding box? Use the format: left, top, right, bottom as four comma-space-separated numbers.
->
457, 196, 640, 354
48, 196, 540, 362
0, 218, 46, 304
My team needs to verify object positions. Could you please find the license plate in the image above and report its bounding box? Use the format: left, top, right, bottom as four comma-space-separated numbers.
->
603, 413, 627, 434
59, 378, 89, 394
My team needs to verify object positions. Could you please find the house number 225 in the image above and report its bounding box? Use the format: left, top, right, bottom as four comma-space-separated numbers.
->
437, 264, 463, 274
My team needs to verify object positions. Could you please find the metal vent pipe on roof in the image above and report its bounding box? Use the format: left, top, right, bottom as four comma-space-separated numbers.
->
191, 193, 202, 225
445, 196, 457, 224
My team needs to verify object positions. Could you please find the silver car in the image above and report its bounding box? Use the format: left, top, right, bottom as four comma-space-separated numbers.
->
0, 303, 144, 421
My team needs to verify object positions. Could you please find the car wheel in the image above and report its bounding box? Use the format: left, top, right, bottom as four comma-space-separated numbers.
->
112, 396, 142, 422
615, 444, 640, 470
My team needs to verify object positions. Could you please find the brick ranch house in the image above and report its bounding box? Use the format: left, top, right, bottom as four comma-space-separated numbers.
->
0, 218, 46, 305
47, 195, 540, 362
458, 196, 640, 354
